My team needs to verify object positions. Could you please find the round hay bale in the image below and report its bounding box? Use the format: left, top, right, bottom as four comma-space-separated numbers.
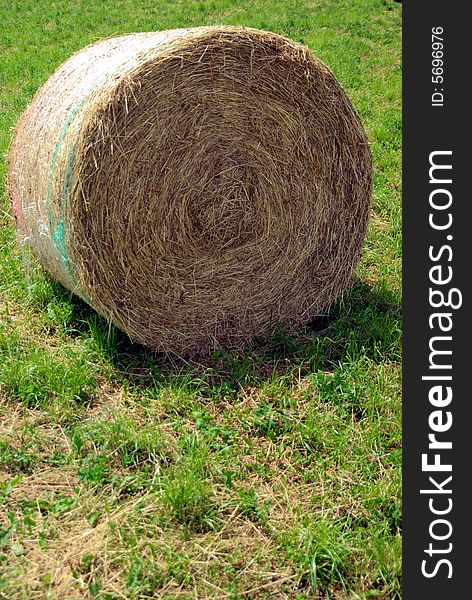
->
8, 27, 372, 356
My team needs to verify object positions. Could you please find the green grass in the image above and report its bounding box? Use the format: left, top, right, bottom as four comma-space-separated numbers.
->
0, 1, 401, 597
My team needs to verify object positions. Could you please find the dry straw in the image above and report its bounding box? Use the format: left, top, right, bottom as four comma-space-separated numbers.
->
8, 26, 372, 356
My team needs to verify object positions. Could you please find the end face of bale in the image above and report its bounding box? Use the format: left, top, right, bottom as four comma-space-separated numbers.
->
8, 27, 372, 356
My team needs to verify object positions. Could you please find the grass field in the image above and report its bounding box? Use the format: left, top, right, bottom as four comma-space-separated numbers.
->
0, 1, 402, 598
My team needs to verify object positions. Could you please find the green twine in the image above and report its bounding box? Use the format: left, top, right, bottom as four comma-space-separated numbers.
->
46, 96, 89, 300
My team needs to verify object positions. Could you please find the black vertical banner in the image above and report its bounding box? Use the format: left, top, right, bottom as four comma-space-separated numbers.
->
403, 2, 469, 598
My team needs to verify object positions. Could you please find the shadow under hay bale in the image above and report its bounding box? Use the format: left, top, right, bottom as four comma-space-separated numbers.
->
8, 26, 372, 357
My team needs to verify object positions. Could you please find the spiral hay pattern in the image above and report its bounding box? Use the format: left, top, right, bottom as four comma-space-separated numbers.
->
8, 27, 372, 356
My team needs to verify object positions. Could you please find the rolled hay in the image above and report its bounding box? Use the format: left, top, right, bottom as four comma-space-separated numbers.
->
8, 27, 372, 356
